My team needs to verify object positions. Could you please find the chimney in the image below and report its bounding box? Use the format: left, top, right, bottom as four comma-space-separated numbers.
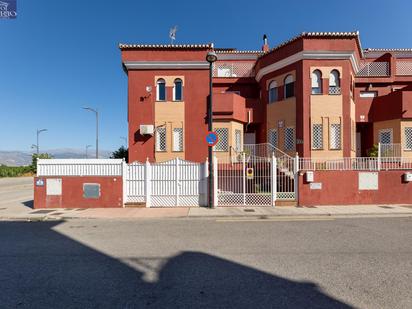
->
262, 34, 269, 52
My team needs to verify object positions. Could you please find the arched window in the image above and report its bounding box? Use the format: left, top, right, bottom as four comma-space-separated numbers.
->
156, 78, 166, 101
173, 78, 183, 101
329, 70, 341, 95
268, 80, 278, 103
284, 74, 294, 98
311, 70, 322, 94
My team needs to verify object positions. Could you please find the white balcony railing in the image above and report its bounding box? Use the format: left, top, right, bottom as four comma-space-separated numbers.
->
213, 62, 255, 78
357, 62, 390, 77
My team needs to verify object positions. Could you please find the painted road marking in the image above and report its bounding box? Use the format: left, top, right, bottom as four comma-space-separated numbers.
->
216, 216, 335, 222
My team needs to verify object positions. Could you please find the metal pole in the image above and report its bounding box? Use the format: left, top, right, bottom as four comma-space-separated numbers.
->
208, 61, 214, 208
36, 130, 39, 155
96, 110, 99, 159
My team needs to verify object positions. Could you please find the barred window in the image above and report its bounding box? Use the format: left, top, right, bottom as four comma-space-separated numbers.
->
329, 70, 341, 95
235, 129, 242, 151
284, 75, 294, 98
155, 127, 166, 152
405, 127, 412, 150
312, 124, 323, 149
311, 70, 322, 94
268, 81, 278, 103
379, 129, 392, 144
284, 127, 295, 151
156, 78, 166, 101
330, 124, 341, 149
268, 129, 278, 147
214, 128, 229, 152
172, 128, 183, 151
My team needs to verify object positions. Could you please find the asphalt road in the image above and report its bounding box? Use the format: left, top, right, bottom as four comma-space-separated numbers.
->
0, 216, 411, 308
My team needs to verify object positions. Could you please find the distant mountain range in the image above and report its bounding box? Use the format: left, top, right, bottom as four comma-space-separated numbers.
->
0, 149, 112, 166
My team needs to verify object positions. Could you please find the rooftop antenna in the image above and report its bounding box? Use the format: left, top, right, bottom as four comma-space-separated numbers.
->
169, 25, 178, 45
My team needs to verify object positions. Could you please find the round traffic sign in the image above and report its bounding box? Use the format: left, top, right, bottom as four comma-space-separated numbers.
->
206, 131, 219, 147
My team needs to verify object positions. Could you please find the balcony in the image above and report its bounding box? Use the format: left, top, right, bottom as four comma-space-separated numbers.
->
356, 61, 390, 77
213, 92, 262, 123
212, 62, 255, 78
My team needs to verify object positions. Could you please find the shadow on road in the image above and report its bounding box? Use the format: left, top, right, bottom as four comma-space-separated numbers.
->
22, 199, 34, 209
0, 221, 353, 308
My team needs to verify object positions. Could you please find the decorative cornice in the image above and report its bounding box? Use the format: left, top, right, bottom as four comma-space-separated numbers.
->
119, 43, 213, 50
123, 61, 210, 70
255, 50, 359, 81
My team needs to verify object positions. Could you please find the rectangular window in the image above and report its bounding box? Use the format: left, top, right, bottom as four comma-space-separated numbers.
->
312, 124, 323, 150
405, 127, 412, 150
360, 91, 378, 98
284, 127, 295, 151
172, 128, 183, 152
235, 129, 242, 152
330, 124, 341, 149
214, 128, 229, 152
268, 129, 278, 147
155, 127, 166, 152
379, 129, 393, 144
285, 82, 294, 98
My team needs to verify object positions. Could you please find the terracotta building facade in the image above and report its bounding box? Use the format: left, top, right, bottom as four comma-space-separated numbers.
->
120, 32, 412, 163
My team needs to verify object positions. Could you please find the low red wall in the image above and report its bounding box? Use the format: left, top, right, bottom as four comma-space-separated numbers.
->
299, 170, 412, 206
34, 176, 123, 209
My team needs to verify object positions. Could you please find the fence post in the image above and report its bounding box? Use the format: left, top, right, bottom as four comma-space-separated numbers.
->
175, 158, 180, 207
378, 142, 381, 171
122, 159, 127, 207
294, 153, 299, 203
271, 153, 277, 207
242, 152, 246, 206
145, 158, 151, 208
213, 156, 218, 207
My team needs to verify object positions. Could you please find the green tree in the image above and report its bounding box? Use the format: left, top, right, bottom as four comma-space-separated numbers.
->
367, 144, 379, 157
110, 146, 128, 162
31, 153, 52, 173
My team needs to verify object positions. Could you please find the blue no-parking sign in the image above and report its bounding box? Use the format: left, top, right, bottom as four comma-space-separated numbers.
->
206, 131, 218, 147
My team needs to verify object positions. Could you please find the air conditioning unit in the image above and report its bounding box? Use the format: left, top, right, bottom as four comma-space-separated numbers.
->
140, 124, 154, 135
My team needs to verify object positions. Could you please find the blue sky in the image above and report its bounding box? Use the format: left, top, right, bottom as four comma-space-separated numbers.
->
1, 0, 412, 152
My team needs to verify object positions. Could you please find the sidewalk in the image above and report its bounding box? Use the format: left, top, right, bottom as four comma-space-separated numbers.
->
1, 204, 412, 221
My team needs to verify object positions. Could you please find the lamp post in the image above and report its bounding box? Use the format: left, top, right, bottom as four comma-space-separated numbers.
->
206, 51, 217, 208
36, 129, 48, 155
85, 144, 92, 158
82, 107, 99, 159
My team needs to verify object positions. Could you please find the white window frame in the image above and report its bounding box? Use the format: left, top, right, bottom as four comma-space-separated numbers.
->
268, 80, 278, 103
155, 127, 167, 152
172, 128, 183, 152
284, 127, 295, 151
312, 124, 323, 150
379, 128, 393, 145
404, 127, 412, 150
235, 129, 242, 152
213, 128, 229, 152
156, 78, 166, 101
311, 70, 322, 94
173, 78, 183, 101
329, 70, 340, 87
268, 129, 278, 147
330, 124, 342, 150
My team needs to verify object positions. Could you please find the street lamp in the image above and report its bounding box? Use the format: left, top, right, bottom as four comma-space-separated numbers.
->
206, 51, 217, 208
36, 129, 48, 155
85, 144, 92, 158
82, 107, 99, 159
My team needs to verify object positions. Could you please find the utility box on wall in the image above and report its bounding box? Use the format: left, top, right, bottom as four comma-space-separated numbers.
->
305, 171, 314, 183
403, 173, 412, 182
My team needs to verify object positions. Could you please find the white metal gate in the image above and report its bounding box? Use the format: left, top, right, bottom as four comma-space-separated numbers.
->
276, 156, 296, 200
216, 154, 274, 206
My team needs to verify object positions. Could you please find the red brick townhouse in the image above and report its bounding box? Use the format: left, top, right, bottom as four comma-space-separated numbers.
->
119, 32, 412, 163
